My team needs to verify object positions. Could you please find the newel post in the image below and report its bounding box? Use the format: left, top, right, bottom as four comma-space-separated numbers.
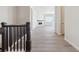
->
1, 22, 6, 52
26, 22, 31, 52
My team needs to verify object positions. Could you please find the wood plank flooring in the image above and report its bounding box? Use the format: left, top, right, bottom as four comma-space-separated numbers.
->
31, 25, 78, 52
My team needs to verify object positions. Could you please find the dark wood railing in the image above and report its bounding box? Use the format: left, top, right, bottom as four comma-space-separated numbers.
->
0, 22, 31, 52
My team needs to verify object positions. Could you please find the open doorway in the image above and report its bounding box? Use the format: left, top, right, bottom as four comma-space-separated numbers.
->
31, 6, 55, 32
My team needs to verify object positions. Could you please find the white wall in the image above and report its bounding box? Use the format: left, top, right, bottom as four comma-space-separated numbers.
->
0, 7, 15, 24
55, 6, 61, 34
8, 6, 16, 24
0, 6, 16, 48
64, 6, 79, 50
16, 6, 30, 24
61, 7, 64, 34
31, 6, 55, 29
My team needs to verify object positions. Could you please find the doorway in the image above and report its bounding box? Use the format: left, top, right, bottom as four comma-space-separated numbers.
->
31, 6, 55, 30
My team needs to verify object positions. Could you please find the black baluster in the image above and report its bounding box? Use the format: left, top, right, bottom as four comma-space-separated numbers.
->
6, 27, 8, 51
17, 27, 19, 51
9, 27, 12, 51
13, 27, 16, 51
23, 26, 25, 51
20, 27, 22, 51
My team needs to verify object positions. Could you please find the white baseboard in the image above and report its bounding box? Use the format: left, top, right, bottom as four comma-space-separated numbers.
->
65, 37, 79, 51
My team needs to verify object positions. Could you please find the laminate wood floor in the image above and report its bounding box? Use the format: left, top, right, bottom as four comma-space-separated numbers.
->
31, 25, 78, 52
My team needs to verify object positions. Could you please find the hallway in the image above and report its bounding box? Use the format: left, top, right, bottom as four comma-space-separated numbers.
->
31, 25, 78, 52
